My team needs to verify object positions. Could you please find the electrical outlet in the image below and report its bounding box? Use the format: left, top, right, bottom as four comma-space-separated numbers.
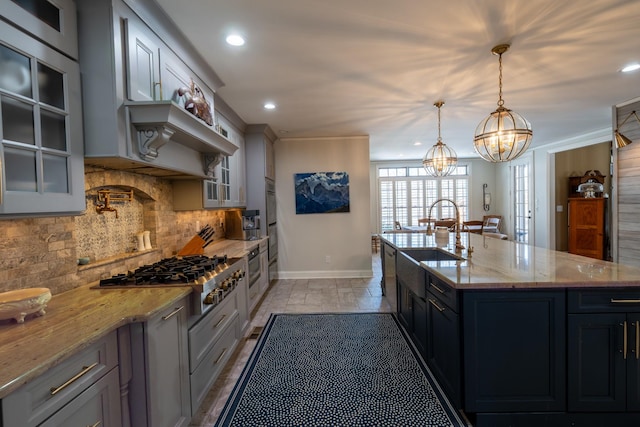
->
325, 255, 331, 263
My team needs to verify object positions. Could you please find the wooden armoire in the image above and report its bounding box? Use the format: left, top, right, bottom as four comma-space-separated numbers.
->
568, 197, 605, 260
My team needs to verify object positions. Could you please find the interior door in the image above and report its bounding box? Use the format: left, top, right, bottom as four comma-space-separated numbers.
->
512, 155, 534, 245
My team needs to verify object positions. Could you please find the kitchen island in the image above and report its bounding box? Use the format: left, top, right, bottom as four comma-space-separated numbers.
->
381, 232, 640, 427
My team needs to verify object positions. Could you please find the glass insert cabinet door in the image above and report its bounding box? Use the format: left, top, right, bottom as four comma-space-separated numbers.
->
0, 0, 79, 59
0, 19, 85, 215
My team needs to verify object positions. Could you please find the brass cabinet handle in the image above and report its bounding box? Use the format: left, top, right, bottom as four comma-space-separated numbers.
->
153, 81, 163, 100
50, 362, 99, 395
636, 321, 639, 360
214, 348, 228, 365
431, 283, 446, 295
214, 314, 226, 328
428, 298, 446, 313
162, 306, 184, 321
87, 421, 101, 427
624, 321, 628, 360
611, 299, 640, 304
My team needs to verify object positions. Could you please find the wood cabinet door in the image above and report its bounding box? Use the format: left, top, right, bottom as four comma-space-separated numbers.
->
145, 302, 190, 427
126, 19, 160, 101
39, 369, 121, 427
568, 313, 626, 412
426, 293, 461, 407
0, 20, 85, 215
568, 198, 605, 259
464, 290, 566, 412
627, 314, 640, 411
397, 283, 412, 331
412, 295, 428, 357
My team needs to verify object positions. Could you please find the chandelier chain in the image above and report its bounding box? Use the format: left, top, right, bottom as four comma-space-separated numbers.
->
497, 52, 504, 108
437, 104, 442, 141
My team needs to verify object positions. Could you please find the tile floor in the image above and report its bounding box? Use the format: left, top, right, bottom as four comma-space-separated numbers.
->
190, 254, 390, 426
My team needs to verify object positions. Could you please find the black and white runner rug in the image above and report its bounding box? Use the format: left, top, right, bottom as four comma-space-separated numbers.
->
215, 313, 465, 427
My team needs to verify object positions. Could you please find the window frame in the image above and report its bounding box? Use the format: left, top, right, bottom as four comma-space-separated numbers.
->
376, 162, 470, 231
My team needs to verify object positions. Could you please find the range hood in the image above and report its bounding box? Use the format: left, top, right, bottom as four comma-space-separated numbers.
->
125, 100, 237, 175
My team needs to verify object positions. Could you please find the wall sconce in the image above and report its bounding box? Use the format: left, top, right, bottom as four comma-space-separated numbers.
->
483, 184, 491, 211
615, 110, 640, 148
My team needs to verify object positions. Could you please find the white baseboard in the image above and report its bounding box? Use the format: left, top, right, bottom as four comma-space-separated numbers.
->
276, 269, 373, 280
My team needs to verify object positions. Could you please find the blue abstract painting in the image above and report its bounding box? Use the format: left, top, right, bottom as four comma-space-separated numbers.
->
294, 172, 350, 214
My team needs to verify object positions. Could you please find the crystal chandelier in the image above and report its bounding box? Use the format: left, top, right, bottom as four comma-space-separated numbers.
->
423, 101, 458, 176
473, 44, 532, 162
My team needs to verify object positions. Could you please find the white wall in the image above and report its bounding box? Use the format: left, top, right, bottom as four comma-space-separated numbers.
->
275, 136, 372, 279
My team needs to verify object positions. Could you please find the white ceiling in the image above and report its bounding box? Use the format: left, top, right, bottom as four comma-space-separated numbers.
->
154, 0, 640, 161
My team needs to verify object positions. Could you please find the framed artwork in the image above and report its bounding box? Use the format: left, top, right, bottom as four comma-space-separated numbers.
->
294, 172, 350, 214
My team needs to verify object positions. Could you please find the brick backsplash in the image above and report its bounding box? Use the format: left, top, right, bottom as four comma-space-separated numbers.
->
0, 166, 227, 295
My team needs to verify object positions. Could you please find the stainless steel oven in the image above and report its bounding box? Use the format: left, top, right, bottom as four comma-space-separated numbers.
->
247, 247, 261, 289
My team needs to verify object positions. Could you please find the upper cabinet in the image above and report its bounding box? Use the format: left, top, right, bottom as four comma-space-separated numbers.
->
76, 0, 238, 180
0, 0, 79, 59
0, 6, 85, 216
245, 125, 276, 230
246, 125, 277, 182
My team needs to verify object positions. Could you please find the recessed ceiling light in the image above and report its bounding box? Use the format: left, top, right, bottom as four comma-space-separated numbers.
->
264, 102, 276, 110
226, 34, 245, 46
621, 63, 640, 73
414, 142, 422, 146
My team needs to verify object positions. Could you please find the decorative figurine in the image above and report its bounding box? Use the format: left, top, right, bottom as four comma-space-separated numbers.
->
178, 78, 213, 126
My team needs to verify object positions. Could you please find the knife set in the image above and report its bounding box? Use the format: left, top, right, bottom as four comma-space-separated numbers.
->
177, 224, 215, 256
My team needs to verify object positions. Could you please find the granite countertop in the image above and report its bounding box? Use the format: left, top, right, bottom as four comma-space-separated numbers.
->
0, 238, 263, 399
380, 232, 640, 289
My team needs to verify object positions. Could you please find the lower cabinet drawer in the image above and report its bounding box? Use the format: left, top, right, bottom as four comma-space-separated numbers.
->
188, 292, 238, 371
190, 313, 239, 415
39, 368, 121, 427
1, 330, 118, 427
569, 288, 640, 313
427, 274, 458, 311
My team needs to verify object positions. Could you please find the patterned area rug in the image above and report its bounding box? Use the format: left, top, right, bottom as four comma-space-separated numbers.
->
215, 313, 465, 427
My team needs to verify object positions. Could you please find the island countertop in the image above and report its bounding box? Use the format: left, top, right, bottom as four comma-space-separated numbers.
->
380, 232, 640, 289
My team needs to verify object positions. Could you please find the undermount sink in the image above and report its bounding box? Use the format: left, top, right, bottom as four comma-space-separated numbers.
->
402, 248, 462, 263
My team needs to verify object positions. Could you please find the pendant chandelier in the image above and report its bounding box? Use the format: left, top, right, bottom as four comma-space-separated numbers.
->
473, 44, 532, 162
423, 101, 458, 176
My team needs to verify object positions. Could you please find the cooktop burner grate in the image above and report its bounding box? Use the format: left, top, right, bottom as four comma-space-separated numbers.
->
98, 254, 229, 287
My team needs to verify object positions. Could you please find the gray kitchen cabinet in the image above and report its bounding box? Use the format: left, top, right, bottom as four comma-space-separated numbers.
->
125, 17, 213, 106
0, 0, 79, 59
218, 113, 246, 208
173, 178, 223, 210
245, 125, 277, 218
1, 331, 120, 427
76, 0, 237, 179
0, 16, 85, 216
188, 295, 239, 415
125, 18, 161, 102
39, 369, 121, 427
129, 299, 190, 427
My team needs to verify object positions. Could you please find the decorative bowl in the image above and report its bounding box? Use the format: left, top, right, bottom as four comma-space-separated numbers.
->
0, 288, 52, 323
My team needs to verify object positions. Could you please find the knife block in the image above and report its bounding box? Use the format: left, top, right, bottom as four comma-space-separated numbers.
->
177, 234, 205, 256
